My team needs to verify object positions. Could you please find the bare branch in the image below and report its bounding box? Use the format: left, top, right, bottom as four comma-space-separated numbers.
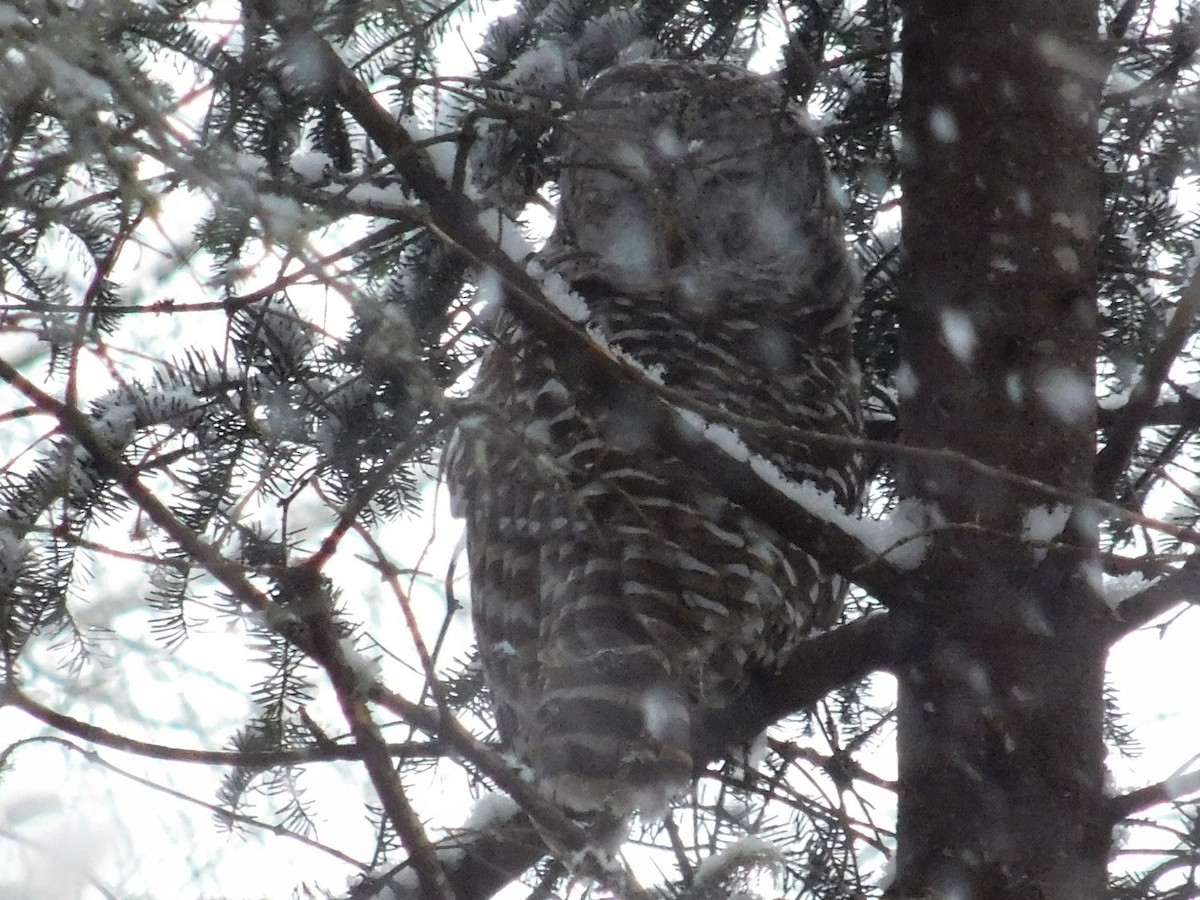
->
278, 567, 456, 900
694, 612, 901, 760
1106, 766, 1200, 824
0, 735, 368, 871
3, 682, 441, 765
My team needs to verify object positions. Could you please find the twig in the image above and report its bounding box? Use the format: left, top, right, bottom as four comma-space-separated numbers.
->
3, 683, 439, 765
0, 735, 368, 870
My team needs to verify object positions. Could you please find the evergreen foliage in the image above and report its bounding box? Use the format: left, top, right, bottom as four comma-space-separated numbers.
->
0, 0, 1198, 897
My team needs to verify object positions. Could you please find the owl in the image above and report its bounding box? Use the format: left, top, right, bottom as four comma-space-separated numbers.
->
446, 60, 862, 841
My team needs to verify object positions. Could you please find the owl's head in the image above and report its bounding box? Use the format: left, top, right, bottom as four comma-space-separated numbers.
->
544, 61, 852, 315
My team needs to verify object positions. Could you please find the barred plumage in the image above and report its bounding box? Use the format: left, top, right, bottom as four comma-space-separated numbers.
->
447, 60, 862, 838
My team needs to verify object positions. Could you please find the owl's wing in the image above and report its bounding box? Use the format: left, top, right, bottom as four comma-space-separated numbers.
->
446, 338, 551, 752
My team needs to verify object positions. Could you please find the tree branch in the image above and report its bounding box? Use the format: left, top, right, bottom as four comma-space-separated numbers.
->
1094, 254, 1200, 498
3, 683, 440, 765
1107, 553, 1200, 638
370, 684, 659, 898
0, 735, 368, 871
694, 611, 901, 760
276, 567, 457, 900
362, 810, 547, 900
1105, 766, 1200, 824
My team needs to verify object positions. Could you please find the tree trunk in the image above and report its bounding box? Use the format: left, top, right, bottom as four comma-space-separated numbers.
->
892, 2, 1110, 898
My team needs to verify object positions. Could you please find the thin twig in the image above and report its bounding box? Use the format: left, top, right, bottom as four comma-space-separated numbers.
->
4, 683, 439, 765
0, 735, 369, 870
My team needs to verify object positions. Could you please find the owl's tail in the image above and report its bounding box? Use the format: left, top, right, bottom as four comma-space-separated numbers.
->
530, 649, 693, 835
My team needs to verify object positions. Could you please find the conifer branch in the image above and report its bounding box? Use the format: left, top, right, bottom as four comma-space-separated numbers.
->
1095, 255, 1200, 499
3, 683, 440, 765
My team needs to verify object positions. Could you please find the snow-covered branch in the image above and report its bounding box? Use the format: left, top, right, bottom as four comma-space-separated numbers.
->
0, 359, 458, 899
1106, 553, 1200, 639
0, 362, 249, 596
257, 1, 1200, 624
254, 4, 932, 612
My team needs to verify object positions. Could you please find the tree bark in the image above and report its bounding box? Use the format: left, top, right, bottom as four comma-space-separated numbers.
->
893, 2, 1110, 898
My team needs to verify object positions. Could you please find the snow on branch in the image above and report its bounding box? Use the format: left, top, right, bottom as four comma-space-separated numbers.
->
0, 358, 296, 635
259, 7, 1200, 640
0, 360, 252, 595
254, 9, 934, 613
1105, 553, 1200, 639
678, 409, 939, 572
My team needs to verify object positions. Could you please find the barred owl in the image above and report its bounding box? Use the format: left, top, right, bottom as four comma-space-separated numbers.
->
447, 60, 862, 839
